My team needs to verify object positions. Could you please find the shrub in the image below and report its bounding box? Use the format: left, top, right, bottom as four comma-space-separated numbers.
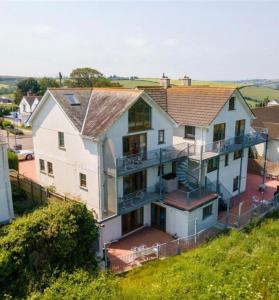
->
2, 119, 13, 129
0, 200, 98, 299
7, 150, 18, 170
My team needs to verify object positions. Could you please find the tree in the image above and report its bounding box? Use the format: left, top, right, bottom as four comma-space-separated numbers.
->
67, 67, 122, 88
38, 77, 59, 95
14, 77, 40, 104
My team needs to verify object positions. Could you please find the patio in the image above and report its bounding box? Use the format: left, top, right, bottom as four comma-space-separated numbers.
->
219, 173, 279, 226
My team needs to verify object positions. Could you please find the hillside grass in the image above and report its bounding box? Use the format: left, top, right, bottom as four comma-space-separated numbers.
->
119, 212, 279, 299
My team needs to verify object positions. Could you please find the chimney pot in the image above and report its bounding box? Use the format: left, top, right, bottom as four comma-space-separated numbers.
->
160, 74, 171, 89
181, 75, 191, 86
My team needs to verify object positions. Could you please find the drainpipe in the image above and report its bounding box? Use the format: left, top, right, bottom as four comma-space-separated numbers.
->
263, 137, 268, 185
159, 148, 163, 201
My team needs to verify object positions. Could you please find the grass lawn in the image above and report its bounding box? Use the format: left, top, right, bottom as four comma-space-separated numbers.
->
240, 86, 279, 103
119, 212, 279, 299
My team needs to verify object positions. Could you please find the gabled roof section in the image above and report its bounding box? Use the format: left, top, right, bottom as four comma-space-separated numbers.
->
23, 95, 42, 107
48, 88, 92, 132
252, 106, 279, 140
82, 88, 142, 138
138, 86, 167, 111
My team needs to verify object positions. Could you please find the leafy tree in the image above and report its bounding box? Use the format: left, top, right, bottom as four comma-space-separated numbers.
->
14, 78, 40, 104
66, 67, 122, 88
38, 77, 59, 95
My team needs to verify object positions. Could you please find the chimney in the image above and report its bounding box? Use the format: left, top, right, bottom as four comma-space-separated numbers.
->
181, 75, 191, 86
26, 89, 33, 96
160, 73, 171, 89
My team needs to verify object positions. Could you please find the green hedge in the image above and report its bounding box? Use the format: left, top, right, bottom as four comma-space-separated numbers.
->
0, 200, 98, 299
7, 150, 18, 170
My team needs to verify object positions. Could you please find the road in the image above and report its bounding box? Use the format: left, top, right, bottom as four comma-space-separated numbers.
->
1, 129, 33, 150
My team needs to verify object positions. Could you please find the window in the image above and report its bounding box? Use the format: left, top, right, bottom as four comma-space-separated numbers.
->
47, 162, 53, 175
39, 159, 45, 172
123, 171, 146, 195
203, 204, 213, 220
225, 154, 229, 167
229, 97, 235, 110
235, 119, 245, 144
234, 149, 242, 160
64, 94, 80, 106
213, 123, 226, 142
158, 130, 165, 144
158, 165, 165, 176
80, 173, 87, 188
128, 99, 151, 132
23, 104, 26, 112
233, 176, 239, 192
184, 126, 195, 140
58, 132, 65, 148
207, 157, 218, 173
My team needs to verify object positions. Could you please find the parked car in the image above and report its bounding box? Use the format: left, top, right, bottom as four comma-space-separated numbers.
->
10, 149, 34, 160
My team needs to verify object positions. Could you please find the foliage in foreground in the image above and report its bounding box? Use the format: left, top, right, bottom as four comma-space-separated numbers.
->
0, 200, 98, 299
120, 211, 279, 300
7, 150, 18, 170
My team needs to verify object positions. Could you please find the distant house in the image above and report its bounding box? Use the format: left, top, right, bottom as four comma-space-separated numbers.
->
0, 97, 13, 104
252, 106, 279, 163
267, 99, 279, 107
18, 92, 42, 125
0, 135, 14, 224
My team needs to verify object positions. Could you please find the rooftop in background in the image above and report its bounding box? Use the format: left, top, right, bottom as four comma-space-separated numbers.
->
22, 95, 42, 107
252, 106, 279, 140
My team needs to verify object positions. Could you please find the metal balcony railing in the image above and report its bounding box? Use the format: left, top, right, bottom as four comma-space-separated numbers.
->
116, 142, 193, 176
118, 184, 161, 215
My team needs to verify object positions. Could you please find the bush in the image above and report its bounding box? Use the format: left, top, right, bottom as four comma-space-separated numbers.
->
1, 119, 13, 129
0, 104, 18, 118
0, 200, 98, 299
7, 150, 18, 170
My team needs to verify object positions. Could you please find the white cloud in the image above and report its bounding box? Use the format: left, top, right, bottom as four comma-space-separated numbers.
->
32, 25, 54, 34
163, 38, 178, 46
125, 38, 146, 48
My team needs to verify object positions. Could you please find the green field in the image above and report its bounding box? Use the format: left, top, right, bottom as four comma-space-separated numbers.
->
120, 213, 279, 299
116, 79, 160, 88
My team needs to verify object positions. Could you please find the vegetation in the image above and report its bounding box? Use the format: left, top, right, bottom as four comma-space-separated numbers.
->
120, 212, 279, 299
0, 104, 18, 117
7, 150, 18, 170
65, 67, 122, 88
0, 200, 98, 299
38, 77, 60, 95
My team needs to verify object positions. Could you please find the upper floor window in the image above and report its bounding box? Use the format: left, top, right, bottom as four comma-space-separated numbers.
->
47, 162, 53, 175
79, 173, 87, 188
229, 97, 235, 111
39, 159, 45, 172
233, 176, 239, 192
203, 203, 213, 220
158, 129, 165, 144
128, 99, 151, 132
58, 132, 65, 149
213, 123, 226, 142
184, 125, 195, 140
207, 157, 218, 173
225, 154, 229, 166
234, 149, 242, 160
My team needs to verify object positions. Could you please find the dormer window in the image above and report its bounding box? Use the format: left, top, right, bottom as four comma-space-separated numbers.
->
229, 97, 235, 111
128, 99, 151, 132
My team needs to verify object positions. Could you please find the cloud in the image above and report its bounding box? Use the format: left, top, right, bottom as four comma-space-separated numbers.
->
163, 38, 178, 46
32, 25, 55, 34
125, 38, 146, 48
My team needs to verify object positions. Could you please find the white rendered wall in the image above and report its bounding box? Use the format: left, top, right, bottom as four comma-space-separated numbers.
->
32, 95, 101, 218
0, 143, 14, 223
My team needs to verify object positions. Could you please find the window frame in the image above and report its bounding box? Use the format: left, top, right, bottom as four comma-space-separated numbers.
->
229, 97, 235, 111
225, 154, 229, 167
39, 159, 45, 173
202, 203, 213, 220
184, 125, 195, 140
158, 129, 165, 144
233, 176, 239, 192
207, 157, 218, 173
128, 98, 152, 132
213, 123, 226, 142
47, 162, 53, 176
79, 173, 87, 189
58, 132, 65, 149
234, 149, 242, 160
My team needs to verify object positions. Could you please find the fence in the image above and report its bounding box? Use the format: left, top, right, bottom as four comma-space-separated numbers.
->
107, 226, 219, 274
9, 170, 75, 204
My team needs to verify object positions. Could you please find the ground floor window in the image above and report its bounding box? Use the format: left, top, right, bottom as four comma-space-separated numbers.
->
233, 176, 239, 192
224, 154, 229, 166
39, 159, 45, 172
79, 173, 87, 188
207, 157, 218, 173
202, 203, 213, 220
122, 207, 144, 235
47, 162, 53, 175
234, 149, 242, 160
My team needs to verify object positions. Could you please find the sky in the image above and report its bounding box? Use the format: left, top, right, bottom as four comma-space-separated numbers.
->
1, 0, 279, 80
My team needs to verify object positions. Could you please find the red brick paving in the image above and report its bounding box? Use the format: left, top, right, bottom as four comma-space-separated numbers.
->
19, 160, 37, 182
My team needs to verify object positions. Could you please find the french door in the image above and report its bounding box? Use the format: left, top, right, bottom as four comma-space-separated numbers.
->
123, 133, 147, 158
235, 120, 245, 144
151, 204, 166, 232
122, 207, 144, 235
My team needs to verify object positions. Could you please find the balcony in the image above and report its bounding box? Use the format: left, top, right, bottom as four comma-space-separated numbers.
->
118, 185, 161, 215
116, 142, 193, 176
190, 127, 268, 161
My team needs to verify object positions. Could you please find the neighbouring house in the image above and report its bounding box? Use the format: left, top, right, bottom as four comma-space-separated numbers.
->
0, 97, 13, 104
252, 106, 279, 163
29, 78, 267, 252
18, 92, 42, 125
267, 99, 279, 107
0, 134, 14, 224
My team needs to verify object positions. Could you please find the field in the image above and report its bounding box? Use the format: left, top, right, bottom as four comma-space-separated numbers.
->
119, 212, 279, 299
116, 79, 160, 88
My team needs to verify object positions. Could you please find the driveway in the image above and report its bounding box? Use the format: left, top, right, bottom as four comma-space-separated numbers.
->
18, 160, 37, 182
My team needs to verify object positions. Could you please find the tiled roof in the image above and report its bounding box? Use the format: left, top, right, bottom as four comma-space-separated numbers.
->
143, 86, 236, 127
23, 95, 42, 107
49, 88, 142, 138
138, 86, 167, 111
252, 106, 279, 140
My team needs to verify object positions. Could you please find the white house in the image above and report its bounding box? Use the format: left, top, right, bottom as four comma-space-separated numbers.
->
30, 83, 267, 250
0, 135, 14, 224
252, 106, 279, 163
19, 93, 42, 125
